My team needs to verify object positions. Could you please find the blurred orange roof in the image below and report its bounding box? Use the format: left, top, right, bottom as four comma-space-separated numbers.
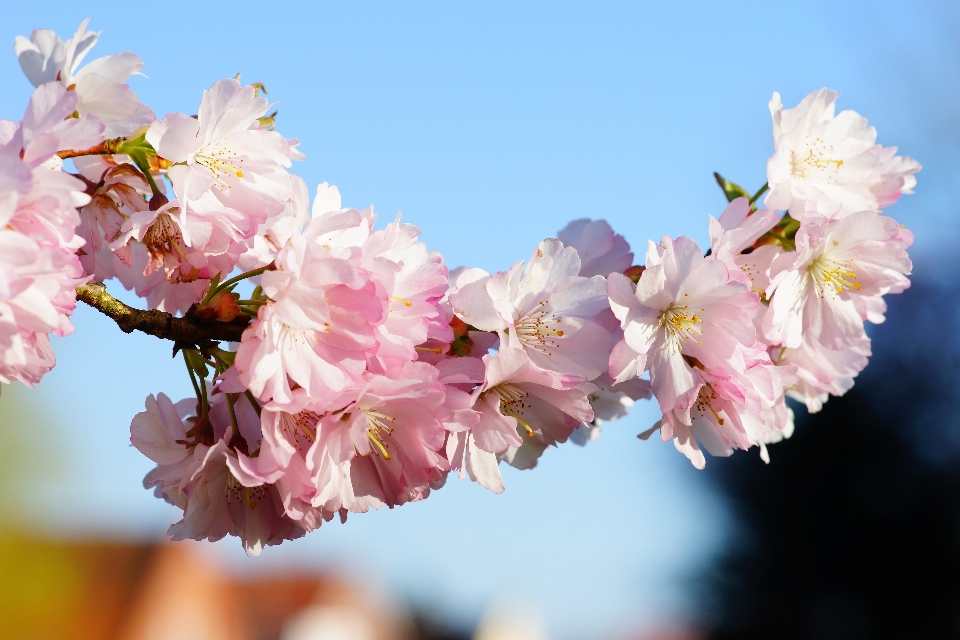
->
0, 530, 396, 640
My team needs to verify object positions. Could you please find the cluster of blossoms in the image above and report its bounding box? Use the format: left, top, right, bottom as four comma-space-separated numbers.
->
1, 22, 920, 553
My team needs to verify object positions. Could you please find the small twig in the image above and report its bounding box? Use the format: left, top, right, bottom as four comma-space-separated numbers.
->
57, 138, 126, 160
76, 282, 249, 345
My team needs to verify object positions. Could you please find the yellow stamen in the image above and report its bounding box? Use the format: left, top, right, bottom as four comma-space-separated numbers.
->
364, 409, 396, 460
515, 301, 565, 355
811, 254, 860, 297
488, 383, 535, 436
790, 137, 845, 181
658, 303, 704, 350
367, 430, 392, 460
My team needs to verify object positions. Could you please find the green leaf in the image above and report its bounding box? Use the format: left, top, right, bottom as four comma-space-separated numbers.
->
184, 349, 209, 379
209, 347, 236, 368
714, 172, 751, 203
118, 132, 161, 196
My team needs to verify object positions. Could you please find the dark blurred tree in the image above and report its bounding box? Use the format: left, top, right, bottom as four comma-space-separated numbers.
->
409, 613, 472, 640
695, 278, 960, 640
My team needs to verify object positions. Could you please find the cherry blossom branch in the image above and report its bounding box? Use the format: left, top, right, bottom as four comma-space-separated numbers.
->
76, 282, 248, 345
59, 133, 167, 200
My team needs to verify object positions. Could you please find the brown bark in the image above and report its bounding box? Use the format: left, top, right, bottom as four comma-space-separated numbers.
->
76, 282, 248, 345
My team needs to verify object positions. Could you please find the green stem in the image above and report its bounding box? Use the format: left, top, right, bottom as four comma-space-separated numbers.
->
198, 367, 209, 423
218, 266, 270, 292
184, 350, 210, 423
183, 350, 203, 410
244, 391, 262, 418
203, 266, 270, 304
749, 182, 769, 205
238, 305, 263, 317
142, 169, 163, 198
226, 393, 240, 437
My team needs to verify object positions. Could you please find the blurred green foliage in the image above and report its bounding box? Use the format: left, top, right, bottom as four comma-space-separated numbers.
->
0, 383, 60, 526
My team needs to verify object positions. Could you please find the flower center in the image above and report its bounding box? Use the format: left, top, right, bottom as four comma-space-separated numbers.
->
276, 322, 318, 349
279, 410, 319, 451
488, 382, 534, 437
141, 211, 200, 283
225, 472, 266, 511
390, 296, 414, 311
790, 137, 844, 181
658, 303, 704, 350
364, 408, 395, 460
810, 254, 860, 298
193, 144, 245, 191
143, 212, 184, 262
515, 301, 564, 356
693, 384, 725, 425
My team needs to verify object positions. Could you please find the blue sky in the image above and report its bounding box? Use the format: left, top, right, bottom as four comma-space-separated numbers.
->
1, 2, 957, 638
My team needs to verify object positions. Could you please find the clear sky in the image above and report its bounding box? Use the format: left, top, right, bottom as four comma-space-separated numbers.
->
1, 2, 957, 638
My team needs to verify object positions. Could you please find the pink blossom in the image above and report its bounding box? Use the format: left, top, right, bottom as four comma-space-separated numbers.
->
650, 344, 792, 468
873, 145, 921, 208
303, 196, 451, 368
470, 348, 594, 469
147, 78, 300, 243
77, 164, 151, 281
762, 211, 912, 350
7, 82, 104, 171
364, 218, 450, 371
131, 393, 200, 513
1, 83, 102, 253
557, 218, 634, 278
171, 441, 316, 555
300, 183, 375, 259
15, 19, 154, 136
235, 235, 384, 406
448, 239, 617, 379
777, 333, 872, 413
765, 89, 920, 220
132, 391, 325, 554
445, 430, 504, 494
0, 246, 73, 383
241, 183, 453, 376
708, 197, 783, 290
254, 394, 326, 516
0, 98, 95, 386
606, 235, 760, 422
110, 198, 243, 313
432, 355, 506, 493
570, 374, 651, 446
434, 355, 485, 433
238, 175, 312, 272
308, 362, 449, 511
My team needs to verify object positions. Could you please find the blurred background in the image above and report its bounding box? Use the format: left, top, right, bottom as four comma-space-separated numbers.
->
1, 1, 959, 638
